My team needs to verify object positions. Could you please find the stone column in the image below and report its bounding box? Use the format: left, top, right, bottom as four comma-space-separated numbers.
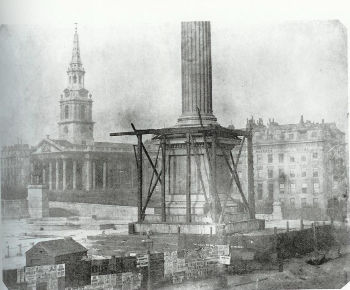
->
62, 159, 67, 190
72, 160, 77, 190
49, 161, 53, 190
177, 21, 217, 127
103, 161, 107, 190
42, 167, 46, 184
92, 161, 96, 190
85, 158, 91, 191
55, 159, 59, 190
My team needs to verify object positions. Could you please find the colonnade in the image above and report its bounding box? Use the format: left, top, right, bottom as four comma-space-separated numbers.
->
31, 158, 107, 191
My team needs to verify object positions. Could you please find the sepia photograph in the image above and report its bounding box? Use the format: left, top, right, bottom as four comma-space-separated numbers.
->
0, 1, 349, 289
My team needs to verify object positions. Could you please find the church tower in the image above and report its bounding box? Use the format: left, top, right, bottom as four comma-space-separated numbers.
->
58, 24, 94, 145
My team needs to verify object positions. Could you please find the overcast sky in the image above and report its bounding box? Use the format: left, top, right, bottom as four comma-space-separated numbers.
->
0, 19, 347, 146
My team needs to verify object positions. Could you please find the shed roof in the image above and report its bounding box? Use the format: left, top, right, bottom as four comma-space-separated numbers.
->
28, 238, 87, 257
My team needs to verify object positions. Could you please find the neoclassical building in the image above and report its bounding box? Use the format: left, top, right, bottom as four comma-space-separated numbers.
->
30, 27, 151, 205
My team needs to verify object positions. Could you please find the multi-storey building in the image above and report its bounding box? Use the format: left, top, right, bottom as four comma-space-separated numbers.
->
1, 143, 33, 199
235, 116, 347, 220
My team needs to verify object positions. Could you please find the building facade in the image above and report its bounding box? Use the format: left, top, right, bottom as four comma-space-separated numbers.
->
236, 116, 347, 220
1, 143, 33, 199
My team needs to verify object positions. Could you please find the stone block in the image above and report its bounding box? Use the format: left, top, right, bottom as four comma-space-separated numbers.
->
27, 185, 49, 218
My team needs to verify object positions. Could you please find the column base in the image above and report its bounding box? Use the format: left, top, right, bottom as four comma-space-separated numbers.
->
176, 113, 218, 127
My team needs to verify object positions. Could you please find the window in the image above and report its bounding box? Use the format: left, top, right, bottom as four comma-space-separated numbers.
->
313, 182, 320, 194
290, 198, 295, 207
301, 155, 306, 162
267, 134, 273, 140
313, 168, 318, 178
73, 75, 77, 83
64, 105, 69, 119
256, 154, 262, 164
302, 183, 307, 194
290, 168, 295, 178
280, 133, 285, 140
313, 152, 318, 159
79, 75, 82, 84
279, 168, 285, 179
268, 184, 274, 200
279, 153, 284, 163
268, 168, 273, 179
257, 169, 263, 179
301, 198, 307, 207
268, 154, 273, 163
290, 182, 296, 193
290, 156, 295, 163
279, 183, 285, 194
313, 198, 319, 207
63, 126, 68, 134
301, 169, 307, 177
311, 131, 318, 138
257, 184, 263, 200
288, 133, 294, 140
299, 132, 307, 139
238, 171, 243, 180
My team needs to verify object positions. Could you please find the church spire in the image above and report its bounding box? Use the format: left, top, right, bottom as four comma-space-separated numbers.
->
67, 23, 85, 90
70, 23, 84, 71
60, 24, 94, 145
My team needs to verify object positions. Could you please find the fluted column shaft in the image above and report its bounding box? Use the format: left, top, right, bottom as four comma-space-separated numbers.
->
55, 160, 59, 190
92, 161, 96, 189
73, 160, 77, 189
103, 161, 107, 189
62, 159, 67, 190
181, 21, 212, 115
49, 161, 53, 190
86, 158, 91, 191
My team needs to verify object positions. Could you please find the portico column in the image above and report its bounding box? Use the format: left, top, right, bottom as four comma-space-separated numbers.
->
86, 158, 91, 191
49, 161, 53, 190
103, 161, 107, 190
92, 161, 96, 190
73, 160, 77, 190
42, 166, 46, 184
62, 159, 67, 190
55, 159, 59, 190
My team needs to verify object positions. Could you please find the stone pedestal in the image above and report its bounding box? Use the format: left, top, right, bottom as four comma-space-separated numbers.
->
272, 201, 283, 220
160, 132, 240, 223
27, 185, 49, 218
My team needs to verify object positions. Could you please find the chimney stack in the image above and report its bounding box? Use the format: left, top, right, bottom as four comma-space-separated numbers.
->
177, 21, 217, 127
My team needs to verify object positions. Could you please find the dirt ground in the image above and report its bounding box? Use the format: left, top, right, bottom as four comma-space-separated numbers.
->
159, 251, 350, 290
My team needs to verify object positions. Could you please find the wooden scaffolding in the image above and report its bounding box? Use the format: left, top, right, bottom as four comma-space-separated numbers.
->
110, 116, 256, 224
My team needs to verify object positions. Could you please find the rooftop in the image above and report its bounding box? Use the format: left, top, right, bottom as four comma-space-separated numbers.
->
27, 237, 87, 257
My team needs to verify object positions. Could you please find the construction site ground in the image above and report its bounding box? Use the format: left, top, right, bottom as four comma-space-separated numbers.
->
2, 217, 349, 289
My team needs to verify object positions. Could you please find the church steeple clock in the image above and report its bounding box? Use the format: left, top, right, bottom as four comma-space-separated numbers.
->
58, 24, 94, 145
